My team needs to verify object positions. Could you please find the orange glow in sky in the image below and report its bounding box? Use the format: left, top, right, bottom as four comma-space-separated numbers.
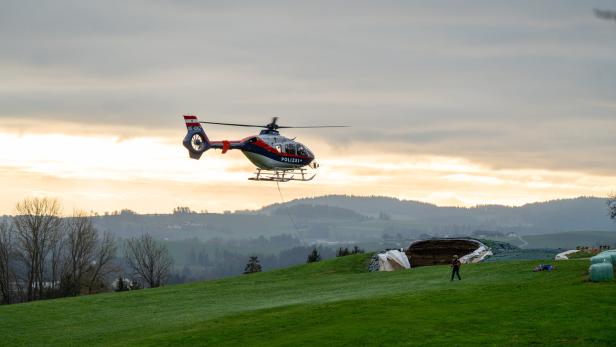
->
1, 124, 614, 215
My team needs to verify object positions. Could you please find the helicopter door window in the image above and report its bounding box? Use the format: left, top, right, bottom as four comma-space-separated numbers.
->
284, 143, 296, 155
297, 145, 307, 157
275, 145, 282, 153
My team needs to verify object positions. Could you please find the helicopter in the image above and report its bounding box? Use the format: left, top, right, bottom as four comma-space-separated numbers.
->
182, 115, 347, 182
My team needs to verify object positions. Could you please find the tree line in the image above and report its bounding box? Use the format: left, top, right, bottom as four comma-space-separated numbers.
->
243, 245, 365, 275
0, 197, 173, 305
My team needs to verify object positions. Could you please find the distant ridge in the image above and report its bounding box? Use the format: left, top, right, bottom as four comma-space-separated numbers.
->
23, 195, 609, 240
261, 195, 614, 234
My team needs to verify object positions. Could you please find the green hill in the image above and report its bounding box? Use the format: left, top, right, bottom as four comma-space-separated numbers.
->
1, 255, 615, 346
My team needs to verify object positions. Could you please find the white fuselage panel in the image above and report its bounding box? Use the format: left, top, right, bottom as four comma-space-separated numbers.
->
242, 151, 303, 170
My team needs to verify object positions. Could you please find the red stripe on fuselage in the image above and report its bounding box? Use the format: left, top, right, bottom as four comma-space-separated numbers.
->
210, 141, 242, 145
183, 115, 197, 119
250, 138, 313, 160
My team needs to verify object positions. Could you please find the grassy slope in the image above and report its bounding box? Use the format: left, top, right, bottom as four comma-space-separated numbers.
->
2, 255, 616, 346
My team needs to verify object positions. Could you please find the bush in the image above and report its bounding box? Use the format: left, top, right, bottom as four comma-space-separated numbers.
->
243, 256, 262, 274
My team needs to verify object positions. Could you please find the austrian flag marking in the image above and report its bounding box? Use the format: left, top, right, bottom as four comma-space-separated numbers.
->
183, 115, 200, 127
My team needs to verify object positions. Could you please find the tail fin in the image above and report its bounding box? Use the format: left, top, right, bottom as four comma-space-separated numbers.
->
183, 115, 202, 130
182, 115, 210, 160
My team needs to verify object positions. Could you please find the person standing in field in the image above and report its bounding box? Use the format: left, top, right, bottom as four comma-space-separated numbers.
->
451, 255, 461, 281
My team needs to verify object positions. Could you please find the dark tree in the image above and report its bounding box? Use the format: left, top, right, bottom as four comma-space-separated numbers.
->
337, 246, 363, 257
307, 248, 321, 263
62, 213, 117, 296
62, 212, 97, 296
0, 219, 16, 304
125, 234, 173, 288
243, 256, 262, 274
115, 276, 127, 292
173, 207, 194, 215
13, 197, 62, 301
336, 247, 350, 257
608, 193, 616, 220
86, 231, 117, 294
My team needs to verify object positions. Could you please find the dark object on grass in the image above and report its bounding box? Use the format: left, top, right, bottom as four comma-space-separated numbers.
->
533, 264, 554, 272
115, 276, 126, 292
406, 239, 491, 267
368, 254, 380, 272
451, 255, 461, 281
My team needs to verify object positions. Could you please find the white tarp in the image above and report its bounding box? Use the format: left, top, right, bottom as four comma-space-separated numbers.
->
378, 250, 411, 271
555, 249, 580, 260
459, 243, 493, 264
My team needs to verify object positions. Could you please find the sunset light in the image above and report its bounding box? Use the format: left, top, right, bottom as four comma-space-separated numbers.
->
1, 124, 614, 214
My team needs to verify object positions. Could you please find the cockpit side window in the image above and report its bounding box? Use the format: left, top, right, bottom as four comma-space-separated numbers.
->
284, 143, 296, 155
275, 144, 282, 153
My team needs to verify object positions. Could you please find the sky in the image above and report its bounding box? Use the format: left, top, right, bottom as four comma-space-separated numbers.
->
1, 0, 616, 214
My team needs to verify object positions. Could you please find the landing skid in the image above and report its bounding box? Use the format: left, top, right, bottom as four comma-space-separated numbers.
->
249, 168, 316, 182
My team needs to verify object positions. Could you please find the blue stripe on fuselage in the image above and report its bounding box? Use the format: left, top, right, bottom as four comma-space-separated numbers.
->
241, 142, 313, 166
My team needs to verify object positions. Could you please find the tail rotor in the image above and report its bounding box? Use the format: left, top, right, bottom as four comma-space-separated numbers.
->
182, 115, 210, 160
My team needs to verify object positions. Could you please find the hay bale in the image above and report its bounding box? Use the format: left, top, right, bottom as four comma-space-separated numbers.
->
589, 262, 614, 282
590, 253, 612, 265
600, 250, 616, 265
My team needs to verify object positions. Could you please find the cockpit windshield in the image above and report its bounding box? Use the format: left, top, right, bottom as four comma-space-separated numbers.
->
276, 142, 313, 157
296, 143, 312, 157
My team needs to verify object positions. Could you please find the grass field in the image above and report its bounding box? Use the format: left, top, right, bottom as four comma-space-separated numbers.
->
2, 255, 616, 346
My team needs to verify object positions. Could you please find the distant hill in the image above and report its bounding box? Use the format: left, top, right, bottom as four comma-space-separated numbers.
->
56, 195, 614, 245
261, 195, 615, 235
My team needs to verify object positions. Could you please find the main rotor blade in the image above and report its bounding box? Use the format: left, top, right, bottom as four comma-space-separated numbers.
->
276, 125, 350, 129
199, 121, 265, 128
198, 120, 349, 129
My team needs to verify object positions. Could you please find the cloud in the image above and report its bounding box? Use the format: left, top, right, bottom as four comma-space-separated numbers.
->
1, 0, 615, 209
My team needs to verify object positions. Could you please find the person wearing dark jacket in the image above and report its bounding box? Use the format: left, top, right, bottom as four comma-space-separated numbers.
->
451, 255, 461, 281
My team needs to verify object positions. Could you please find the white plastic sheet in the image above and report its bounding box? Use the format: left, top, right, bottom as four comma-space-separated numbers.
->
555, 249, 580, 260
378, 250, 411, 271
459, 244, 493, 264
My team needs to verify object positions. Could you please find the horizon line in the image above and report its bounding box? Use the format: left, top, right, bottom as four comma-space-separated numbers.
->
1, 194, 607, 217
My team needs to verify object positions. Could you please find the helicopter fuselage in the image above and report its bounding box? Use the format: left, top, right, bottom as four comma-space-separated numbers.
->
184, 122, 315, 170
232, 130, 315, 170
242, 134, 314, 170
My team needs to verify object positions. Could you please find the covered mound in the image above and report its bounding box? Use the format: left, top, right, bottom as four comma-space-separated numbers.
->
406, 239, 492, 268
376, 250, 411, 271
